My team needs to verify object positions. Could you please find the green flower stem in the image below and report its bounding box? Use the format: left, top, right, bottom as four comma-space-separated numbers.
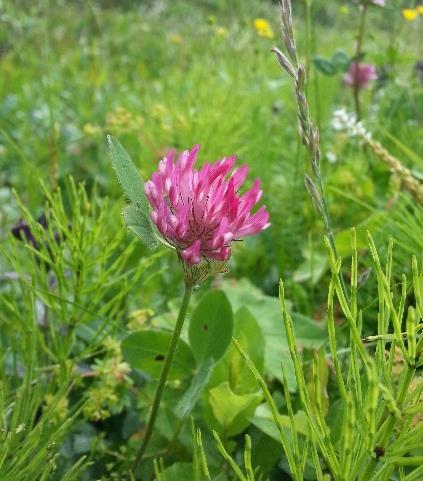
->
131, 283, 193, 472
353, 3, 368, 120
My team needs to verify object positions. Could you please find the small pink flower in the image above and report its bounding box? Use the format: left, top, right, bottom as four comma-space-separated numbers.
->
344, 62, 377, 90
144, 145, 270, 265
372, 0, 385, 6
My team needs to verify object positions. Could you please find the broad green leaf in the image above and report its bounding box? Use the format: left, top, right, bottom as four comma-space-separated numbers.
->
175, 358, 214, 418
206, 307, 264, 396
331, 50, 350, 72
293, 248, 328, 285
189, 290, 233, 364
122, 330, 195, 381
177, 291, 234, 417
251, 403, 308, 442
326, 399, 345, 444
221, 279, 326, 390
107, 135, 150, 212
206, 382, 262, 436
123, 205, 158, 250
312, 56, 337, 76
162, 463, 193, 480
228, 307, 265, 394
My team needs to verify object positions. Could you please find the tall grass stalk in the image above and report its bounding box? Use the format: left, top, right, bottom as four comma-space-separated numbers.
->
353, 3, 368, 119
272, 0, 347, 295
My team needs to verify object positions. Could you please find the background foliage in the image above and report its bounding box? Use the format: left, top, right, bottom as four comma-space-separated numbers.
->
0, 0, 422, 479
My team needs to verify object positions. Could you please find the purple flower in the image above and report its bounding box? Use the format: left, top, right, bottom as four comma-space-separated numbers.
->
11, 213, 64, 269
144, 145, 270, 265
11, 214, 48, 250
344, 62, 378, 90
416, 61, 423, 83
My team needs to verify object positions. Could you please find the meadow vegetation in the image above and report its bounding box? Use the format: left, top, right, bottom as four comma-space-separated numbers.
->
0, 0, 422, 480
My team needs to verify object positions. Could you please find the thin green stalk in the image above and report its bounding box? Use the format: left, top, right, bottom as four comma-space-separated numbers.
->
43, 0, 59, 191
196, 428, 211, 481
131, 283, 193, 472
353, 3, 368, 119
310, 1, 321, 128
213, 430, 248, 481
279, 281, 341, 478
232, 338, 300, 479
304, 0, 312, 84
244, 435, 255, 481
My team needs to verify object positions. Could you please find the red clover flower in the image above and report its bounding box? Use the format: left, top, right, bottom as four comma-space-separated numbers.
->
144, 145, 270, 265
344, 62, 377, 90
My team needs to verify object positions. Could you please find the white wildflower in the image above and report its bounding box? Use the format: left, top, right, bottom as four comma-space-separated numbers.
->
331, 108, 372, 142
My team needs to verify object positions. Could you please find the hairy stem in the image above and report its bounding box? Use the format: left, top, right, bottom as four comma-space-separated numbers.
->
131, 283, 193, 472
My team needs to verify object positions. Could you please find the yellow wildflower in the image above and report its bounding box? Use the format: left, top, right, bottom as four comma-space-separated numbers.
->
253, 18, 274, 39
151, 103, 168, 119
215, 26, 229, 38
402, 8, 418, 21
106, 106, 142, 133
83, 123, 102, 136
128, 308, 154, 330
44, 394, 69, 423
170, 33, 182, 44
417, 6, 423, 14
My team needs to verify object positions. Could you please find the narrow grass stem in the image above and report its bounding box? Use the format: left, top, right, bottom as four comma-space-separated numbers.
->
353, 3, 368, 119
131, 283, 193, 472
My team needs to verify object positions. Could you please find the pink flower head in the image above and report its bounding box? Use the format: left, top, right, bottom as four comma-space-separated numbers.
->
144, 145, 270, 265
371, 0, 385, 6
344, 62, 377, 90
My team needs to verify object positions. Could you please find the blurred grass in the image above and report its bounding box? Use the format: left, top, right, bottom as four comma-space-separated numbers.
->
0, 1, 422, 479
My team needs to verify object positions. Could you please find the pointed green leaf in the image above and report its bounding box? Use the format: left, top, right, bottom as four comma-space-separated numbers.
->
107, 135, 149, 213
189, 290, 233, 364
228, 307, 265, 394
122, 330, 195, 381
123, 205, 158, 250
312, 56, 337, 76
162, 463, 193, 480
252, 404, 308, 441
331, 50, 351, 72
176, 291, 234, 417
207, 382, 262, 436
220, 279, 326, 390
175, 358, 214, 419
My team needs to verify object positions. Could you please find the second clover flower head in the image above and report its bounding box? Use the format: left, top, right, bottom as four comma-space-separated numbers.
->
344, 62, 377, 90
144, 145, 270, 265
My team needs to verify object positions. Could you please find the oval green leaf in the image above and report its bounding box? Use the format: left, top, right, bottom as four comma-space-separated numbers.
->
107, 135, 149, 212
122, 330, 195, 381
312, 56, 337, 76
189, 290, 233, 364
123, 205, 158, 250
